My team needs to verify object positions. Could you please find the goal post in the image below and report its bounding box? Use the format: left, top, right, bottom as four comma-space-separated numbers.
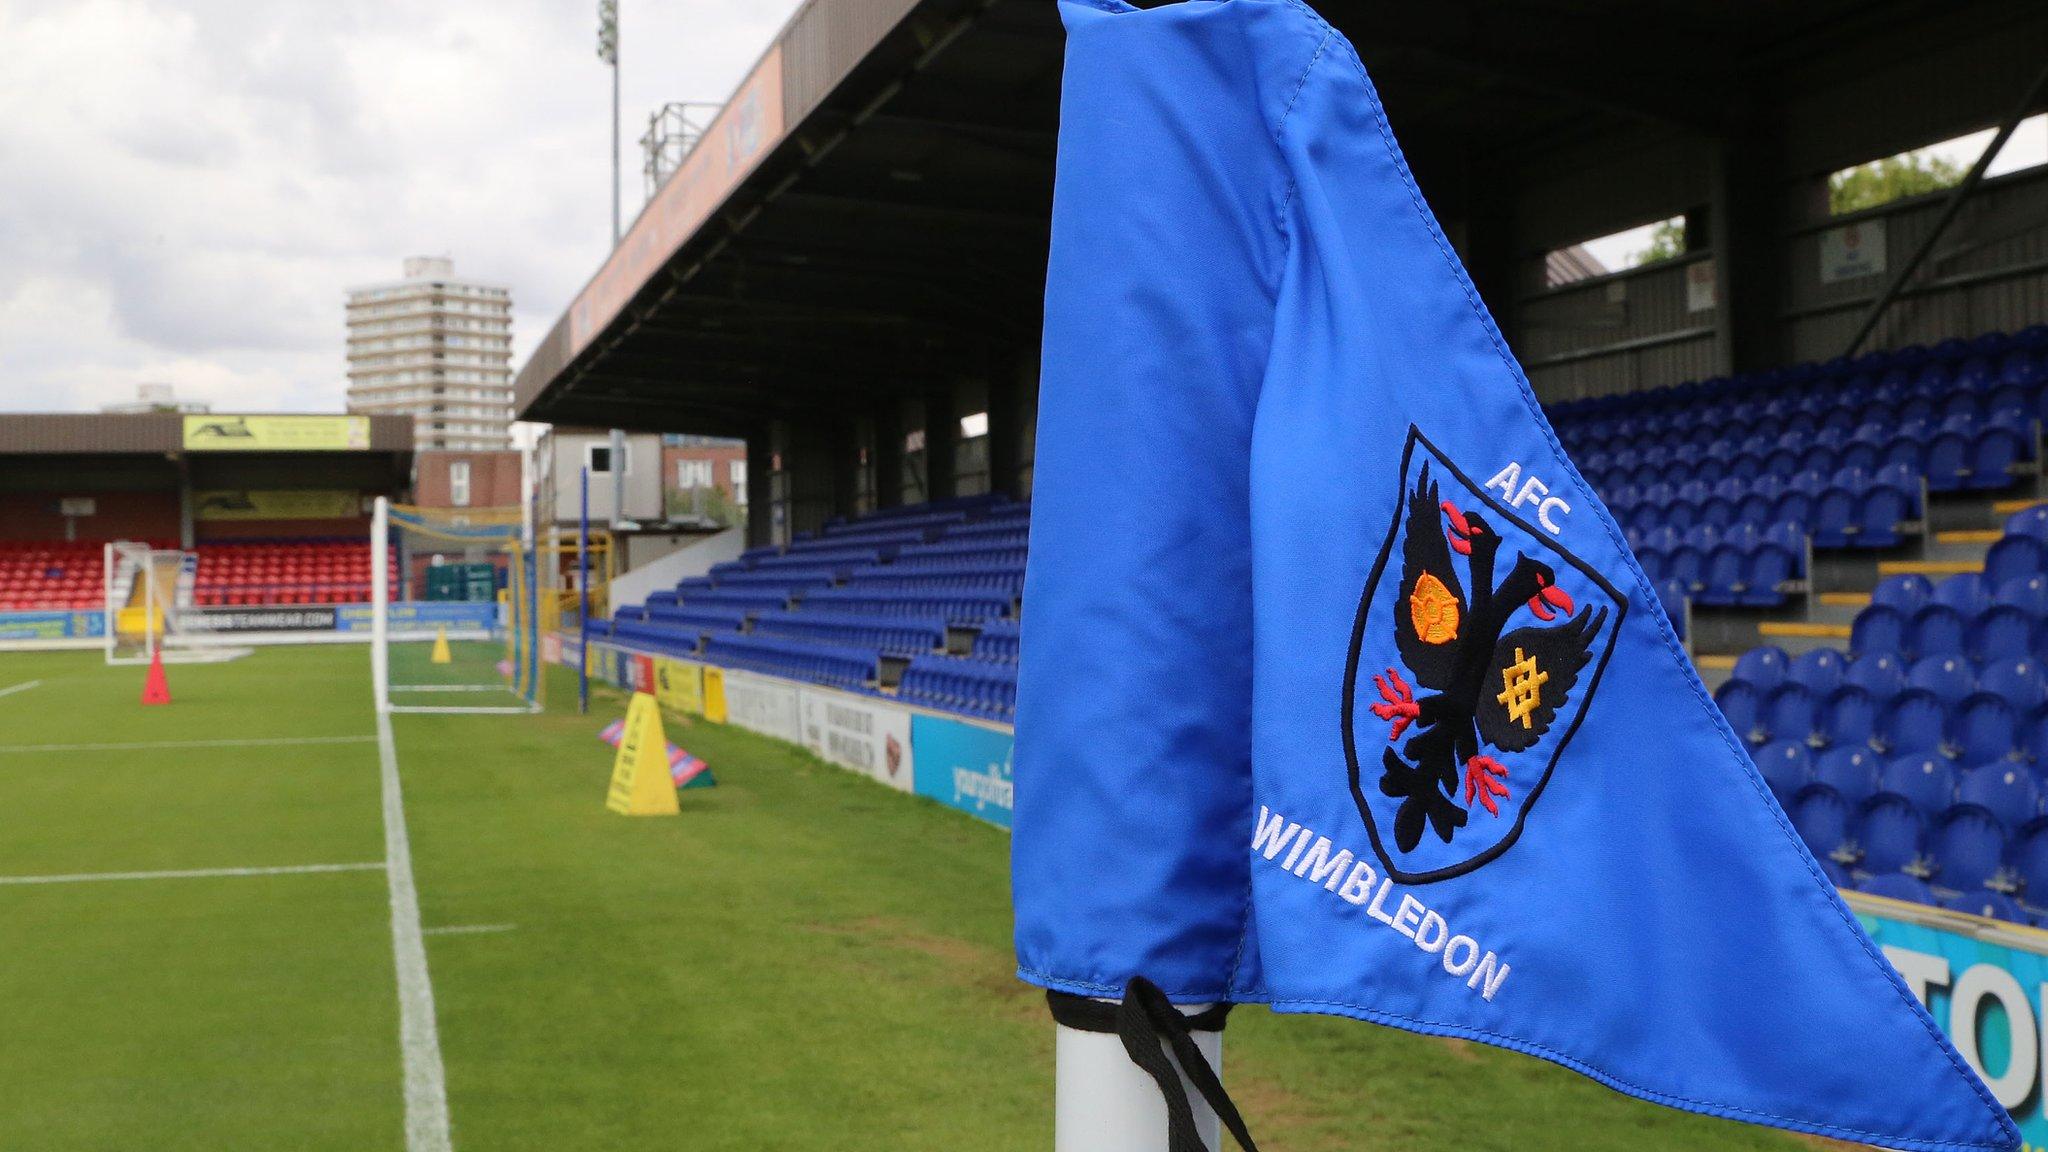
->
372, 496, 542, 715
103, 540, 169, 665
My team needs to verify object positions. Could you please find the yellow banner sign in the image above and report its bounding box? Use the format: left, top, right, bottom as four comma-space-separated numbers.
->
655, 658, 705, 716
183, 415, 371, 452
192, 490, 362, 521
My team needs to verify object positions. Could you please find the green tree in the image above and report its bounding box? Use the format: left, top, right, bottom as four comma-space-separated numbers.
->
1634, 218, 1687, 265
1830, 152, 1964, 215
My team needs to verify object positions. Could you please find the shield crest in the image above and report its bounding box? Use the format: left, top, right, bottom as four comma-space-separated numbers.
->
1342, 427, 1624, 883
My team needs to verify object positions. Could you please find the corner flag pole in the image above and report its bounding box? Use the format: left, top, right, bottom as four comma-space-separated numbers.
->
1055, 1007, 1223, 1152
578, 466, 591, 715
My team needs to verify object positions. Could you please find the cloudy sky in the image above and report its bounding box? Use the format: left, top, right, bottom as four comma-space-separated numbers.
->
0, 0, 802, 414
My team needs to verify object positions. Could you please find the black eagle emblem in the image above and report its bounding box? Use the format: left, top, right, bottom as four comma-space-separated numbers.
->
1345, 441, 1618, 882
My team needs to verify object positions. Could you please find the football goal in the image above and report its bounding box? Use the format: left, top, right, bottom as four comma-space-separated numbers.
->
371, 497, 543, 715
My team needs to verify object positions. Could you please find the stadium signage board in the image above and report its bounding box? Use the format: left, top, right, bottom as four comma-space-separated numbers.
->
1858, 896, 2048, 1136
654, 658, 705, 716
193, 490, 363, 521
719, 670, 802, 745
181, 415, 371, 452
911, 715, 1013, 830
567, 46, 784, 357
0, 609, 103, 640
176, 606, 339, 633
799, 687, 914, 793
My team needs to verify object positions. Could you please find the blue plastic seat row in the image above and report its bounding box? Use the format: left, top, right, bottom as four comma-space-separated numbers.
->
897, 655, 1017, 722
1789, 788, 2026, 902
747, 609, 946, 657
701, 633, 879, 691
802, 587, 1012, 625
971, 619, 1020, 663
1716, 654, 2048, 769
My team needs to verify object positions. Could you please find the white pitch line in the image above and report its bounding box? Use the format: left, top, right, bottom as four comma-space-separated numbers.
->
377, 708, 453, 1152
0, 734, 376, 755
422, 923, 517, 937
0, 679, 42, 700
0, 862, 384, 887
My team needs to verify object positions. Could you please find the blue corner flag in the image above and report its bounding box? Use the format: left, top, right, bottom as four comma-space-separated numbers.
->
1013, 2, 2018, 1149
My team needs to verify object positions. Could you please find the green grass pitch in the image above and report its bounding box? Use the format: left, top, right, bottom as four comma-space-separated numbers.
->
0, 644, 1812, 1150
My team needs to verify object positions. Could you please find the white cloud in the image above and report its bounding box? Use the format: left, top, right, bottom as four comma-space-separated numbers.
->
0, 0, 802, 414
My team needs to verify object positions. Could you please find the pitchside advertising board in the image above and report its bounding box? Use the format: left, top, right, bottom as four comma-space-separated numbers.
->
911, 715, 1014, 829
1858, 898, 2048, 1143
799, 687, 915, 794
719, 670, 804, 745
0, 610, 105, 640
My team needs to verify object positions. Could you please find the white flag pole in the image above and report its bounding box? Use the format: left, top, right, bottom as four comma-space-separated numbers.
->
1054, 1007, 1223, 1152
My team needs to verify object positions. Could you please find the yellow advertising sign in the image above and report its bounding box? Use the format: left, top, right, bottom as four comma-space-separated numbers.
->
182, 415, 371, 452
701, 667, 728, 724
655, 658, 705, 716
192, 490, 362, 521
606, 692, 680, 816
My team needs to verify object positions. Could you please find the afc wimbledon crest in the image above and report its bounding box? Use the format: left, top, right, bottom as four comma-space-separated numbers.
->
1343, 429, 1623, 883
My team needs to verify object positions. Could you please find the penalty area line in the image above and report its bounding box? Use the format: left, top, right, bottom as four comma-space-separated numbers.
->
0, 862, 385, 887
378, 707, 454, 1152
0, 679, 42, 700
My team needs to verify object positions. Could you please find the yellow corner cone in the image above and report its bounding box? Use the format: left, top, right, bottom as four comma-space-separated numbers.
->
430, 627, 452, 665
606, 692, 681, 816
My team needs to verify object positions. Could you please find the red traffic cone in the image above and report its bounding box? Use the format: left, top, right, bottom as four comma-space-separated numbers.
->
141, 649, 171, 706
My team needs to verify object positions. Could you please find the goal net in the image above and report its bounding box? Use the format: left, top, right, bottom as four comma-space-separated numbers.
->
372, 497, 542, 714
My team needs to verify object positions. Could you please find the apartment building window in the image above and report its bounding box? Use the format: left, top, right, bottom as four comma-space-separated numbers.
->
449, 460, 472, 507
676, 459, 713, 489
730, 460, 748, 506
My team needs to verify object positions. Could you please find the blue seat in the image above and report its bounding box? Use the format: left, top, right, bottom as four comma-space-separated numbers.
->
1926, 428, 1972, 492
1872, 574, 1933, 614
2005, 504, 2048, 543
1813, 485, 1858, 548
1731, 646, 1790, 693
1995, 574, 2048, 614
1931, 573, 1990, 618
1851, 605, 1908, 659
1909, 605, 1968, 659
1820, 685, 1879, 749
1656, 578, 1689, 640
1952, 694, 2019, 768
1906, 655, 1974, 707
1740, 544, 1797, 607
1956, 765, 2039, 830
1763, 683, 1818, 745
2009, 818, 2048, 904
1844, 652, 1906, 701
1878, 754, 1957, 817
1855, 483, 1914, 548
1972, 605, 2035, 662
1987, 535, 2046, 591
1788, 648, 1845, 695
1859, 871, 1937, 906
2025, 705, 2048, 764
1929, 806, 2009, 892
1714, 679, 1764, 743
1968, 426, 2027, 490
1979, 657, 2048, 712
1940, 890, 2026, 923
1755, 739, 1813, 802
1881, 689, 1947, 756
1808, 746, 1879, 808
1857, 794, 1928, 874
1791, 789, 1853, 861
1695, 544, 1746, 606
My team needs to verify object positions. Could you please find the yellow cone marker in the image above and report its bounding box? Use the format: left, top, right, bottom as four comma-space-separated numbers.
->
606, 692, 680, 816
430, 626, 452, 664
